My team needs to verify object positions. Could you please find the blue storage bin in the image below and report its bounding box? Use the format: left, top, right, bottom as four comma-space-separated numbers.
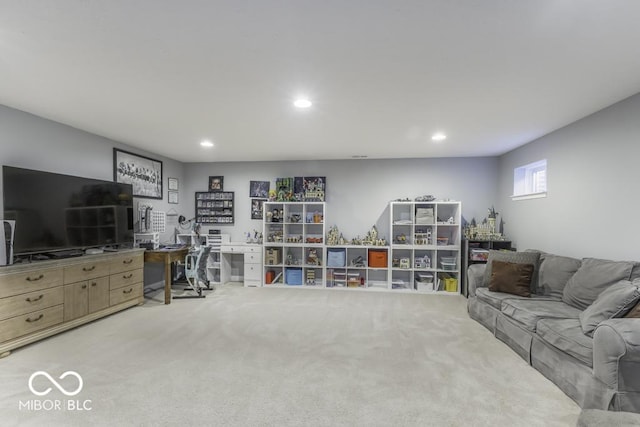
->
285, 268, 303, 285
327, 248, 346, 267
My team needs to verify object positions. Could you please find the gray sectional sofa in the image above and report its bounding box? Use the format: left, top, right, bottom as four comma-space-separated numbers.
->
467, 250, 640, 413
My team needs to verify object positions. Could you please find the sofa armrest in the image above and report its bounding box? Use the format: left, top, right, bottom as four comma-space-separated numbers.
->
592, 319, 640, 393
467, 263, 487, 297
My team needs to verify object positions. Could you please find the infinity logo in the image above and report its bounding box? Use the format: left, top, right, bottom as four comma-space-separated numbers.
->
28, 371, 83, 397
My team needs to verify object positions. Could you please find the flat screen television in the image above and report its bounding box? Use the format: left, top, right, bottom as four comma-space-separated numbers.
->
2, 165, 134, 256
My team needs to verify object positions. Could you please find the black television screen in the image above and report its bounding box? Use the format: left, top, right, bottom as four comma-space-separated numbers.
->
2, 165, 134, 256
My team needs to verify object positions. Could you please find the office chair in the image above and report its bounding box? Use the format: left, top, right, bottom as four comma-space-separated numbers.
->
173, 245, 211, 299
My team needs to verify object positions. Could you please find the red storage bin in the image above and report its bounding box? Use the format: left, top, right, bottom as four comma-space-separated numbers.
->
368, 249, 388, 268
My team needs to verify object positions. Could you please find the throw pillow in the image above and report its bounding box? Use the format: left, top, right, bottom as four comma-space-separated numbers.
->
562, 258, 634, 310
538, 253, 582, 299
626, 301, 640, 318
482, 250, 540, 292
579, 280, 640, 337
488, 260, 534, 297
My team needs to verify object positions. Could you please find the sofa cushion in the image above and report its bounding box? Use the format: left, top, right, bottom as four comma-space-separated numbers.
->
626, 301, 640, 318
536, 318, 594, 367
579, 280, 640, 336
475, 287, 525, 309
538, 253, 581, 298
488, 260, 534, 297
500, 299, 582, 332
631, 262, 640, 281
475, 287, 554, 310
562, 258, 634, 310
483, 250, 541, 293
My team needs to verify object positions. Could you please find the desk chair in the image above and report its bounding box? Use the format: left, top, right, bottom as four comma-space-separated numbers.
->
173, 245, 211, 299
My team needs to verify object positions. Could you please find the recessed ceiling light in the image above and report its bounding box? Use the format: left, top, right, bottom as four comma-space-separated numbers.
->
200, 140, 214, 147
431, 133, 447, 141
293, 98, 312, 109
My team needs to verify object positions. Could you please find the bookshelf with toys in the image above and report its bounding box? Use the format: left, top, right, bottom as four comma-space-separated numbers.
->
389, 200, 461, 293
261, 198, 460, 294
262, 202, 325, 287
324, 225, 390, 290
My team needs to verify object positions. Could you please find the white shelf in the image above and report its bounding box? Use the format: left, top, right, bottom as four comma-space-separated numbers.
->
390, 201, 462, 293
261, 200, 461, 294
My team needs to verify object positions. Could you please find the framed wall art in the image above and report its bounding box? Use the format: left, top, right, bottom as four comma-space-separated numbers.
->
249, 180, 270, 198
209, 176, 224, 191
251, 198, 266, 220
168, 191, 179, 204
113, 148, 163, 199
168, 177, 179, 191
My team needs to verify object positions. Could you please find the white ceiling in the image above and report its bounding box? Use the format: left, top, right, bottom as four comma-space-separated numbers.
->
2, 1, 640, 163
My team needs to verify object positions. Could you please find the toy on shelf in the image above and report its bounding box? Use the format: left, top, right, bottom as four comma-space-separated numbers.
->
285, 250, 300, 265
394, 233, 408, 244
246, 229, 263, 244
415, 255, 431, 269
350, 256, 365, 267
267, 230, 283, 242
463, 207, 507, 241
326, 225, 340, 246
362, 225, 387, 246
286, 235, 303, 243
306, 269, 316, 285
307, 248, 321, 266
326, 224, 387, 247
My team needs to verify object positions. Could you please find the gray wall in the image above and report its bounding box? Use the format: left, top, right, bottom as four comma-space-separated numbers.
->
0, 105, 187, 245
497, 92, 640, 260
1, 103, 500, 255
185, 157, 499, 242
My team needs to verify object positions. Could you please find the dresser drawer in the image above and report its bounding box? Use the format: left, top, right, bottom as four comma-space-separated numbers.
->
245, 245, 261, 254
64, 261, 109, 284
221, 245, 244, 253
244, 264, 262, 281
109, 253, 144, 275
109, 283, 143, 306
0, 268, 63, 299
0, 286, 64, 322
0, 304, 64, 343
244, 252, 261, 264
110, 268, 144, 290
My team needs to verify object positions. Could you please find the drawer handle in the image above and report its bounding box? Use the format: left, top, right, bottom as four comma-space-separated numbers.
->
122, 273, 133, 279
122, 259, 133, 264
122, 288, 133, 294
91, 282, 97, 287
26, 294, 44, 303
82, 284, 87, 289
26, 274, 44, 282
26, 314, 44, 323
83, 266, 96, 272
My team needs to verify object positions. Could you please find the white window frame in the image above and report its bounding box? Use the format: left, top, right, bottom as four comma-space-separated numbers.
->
511, 159, 547, 201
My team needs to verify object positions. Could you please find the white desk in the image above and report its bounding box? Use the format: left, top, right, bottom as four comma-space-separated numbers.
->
220, 243, 262, 287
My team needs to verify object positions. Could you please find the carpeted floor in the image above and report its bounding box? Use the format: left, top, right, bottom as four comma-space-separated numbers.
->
0, 284, 580, 426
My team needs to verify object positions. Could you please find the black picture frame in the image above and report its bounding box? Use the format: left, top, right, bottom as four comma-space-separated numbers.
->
251, 198, 266, 220
209, 176, 224, 192
113, 148, 163, 199
249, 180, 270, 198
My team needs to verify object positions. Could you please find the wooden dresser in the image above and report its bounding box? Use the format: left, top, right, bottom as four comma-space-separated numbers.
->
0, 249, 144, 357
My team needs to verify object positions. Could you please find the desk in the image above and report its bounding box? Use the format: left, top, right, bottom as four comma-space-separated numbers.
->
144, 247, 189, 304
220, 243, 263, 287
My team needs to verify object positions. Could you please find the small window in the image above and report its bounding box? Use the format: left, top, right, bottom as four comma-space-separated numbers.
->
512, 159, 547, 200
